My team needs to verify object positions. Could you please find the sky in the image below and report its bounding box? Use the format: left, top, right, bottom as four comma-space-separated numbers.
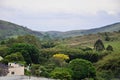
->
0, 0, 120, 31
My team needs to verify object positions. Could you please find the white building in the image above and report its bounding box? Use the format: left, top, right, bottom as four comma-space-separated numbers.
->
7, 63, 24, 76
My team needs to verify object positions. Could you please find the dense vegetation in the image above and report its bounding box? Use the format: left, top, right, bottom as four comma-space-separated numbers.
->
0, 30, 120, 80
0, 20, 120, 79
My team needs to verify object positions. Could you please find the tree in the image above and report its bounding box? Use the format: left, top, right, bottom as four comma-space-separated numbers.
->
41, 41, 55, 48
106, 45, 113, 51
104, 32, 110, 41
94, 39, 105, 51
17, 35, 41, 49
0, 63, 8, 76
53, 53, 69, 67
50, 68, 73, 80
0, 40, 5, 45
30, 64, 50, 77
31, 64, 41, 77
69, 59, 96, 79
8, 43, 40, 64
4, 35, 41, 48
3, 52, 25, 63
53, 53, 69, 61
5, 38, 17, 47
0, 46, 8, 57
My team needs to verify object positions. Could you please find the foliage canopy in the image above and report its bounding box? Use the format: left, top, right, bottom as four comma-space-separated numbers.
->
69, 59, 96, 79
8, 43, 40, 64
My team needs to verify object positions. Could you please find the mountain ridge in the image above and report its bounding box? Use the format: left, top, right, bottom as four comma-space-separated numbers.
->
44, 22, 120, 38
0, 20, 43, 40
0, 20, 120, 40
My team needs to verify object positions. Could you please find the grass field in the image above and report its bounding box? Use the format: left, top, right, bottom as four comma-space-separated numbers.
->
58, 32, 120, 53
104, 41, 120, 53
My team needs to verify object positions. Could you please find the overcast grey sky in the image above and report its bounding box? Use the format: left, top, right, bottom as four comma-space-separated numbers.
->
0, 0, 120, 31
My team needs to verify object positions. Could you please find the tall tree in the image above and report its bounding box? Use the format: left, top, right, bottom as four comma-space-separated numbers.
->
8, 43, 40, 64
94, 39, 105, 51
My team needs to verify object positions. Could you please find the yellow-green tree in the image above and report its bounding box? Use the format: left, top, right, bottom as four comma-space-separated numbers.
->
53, 53, 69, 60
53, 53, 69, 67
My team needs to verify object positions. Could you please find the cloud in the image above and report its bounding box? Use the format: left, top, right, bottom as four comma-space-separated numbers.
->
1, 0, 120, 15
0, 0, 120, 31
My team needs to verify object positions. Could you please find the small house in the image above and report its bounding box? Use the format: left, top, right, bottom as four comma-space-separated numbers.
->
7, 63, 24, 76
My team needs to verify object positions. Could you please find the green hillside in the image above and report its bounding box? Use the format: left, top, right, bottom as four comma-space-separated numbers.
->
58, 31, 120, 52
84, 22, 120, 34
0, 20, 120, 39
0, 20, 43, 40
45, 22, 120, 38
0, 20, 120, 80
0, 31, 120, 79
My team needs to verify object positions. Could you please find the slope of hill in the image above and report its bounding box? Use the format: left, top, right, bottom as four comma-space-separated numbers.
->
0, 20, 43, 40
84, 22, 120, 34
0, 20, 120, 40
58, 31, 120, 52
45, 22, 120, 38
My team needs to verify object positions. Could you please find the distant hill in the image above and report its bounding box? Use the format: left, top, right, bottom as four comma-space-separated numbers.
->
83, 22, 120, 34
45, 22, 120, 38
0, 20, 120, 40
0, 20, 43, 40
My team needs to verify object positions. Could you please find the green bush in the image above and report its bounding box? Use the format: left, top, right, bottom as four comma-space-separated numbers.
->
31, 64, 40, 76
106, 45, 113, 51
24, 69, 31, 76
96, 70, 114, 80
96, 53, 120, 78
2, 52, 26, 65
31, 64, 50, 77
69, 59, 96, 80
39, 66, 50, 77
50, 67, 73, 80
0, 46, 8, 57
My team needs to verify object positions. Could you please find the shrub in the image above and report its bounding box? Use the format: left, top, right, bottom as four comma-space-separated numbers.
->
106, 45, 113, 51
50, 67, 73, 80
52, 53, 69, 67
69, 59, 96, 79
96, 53, 120, 78
94, 39, 105, 51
